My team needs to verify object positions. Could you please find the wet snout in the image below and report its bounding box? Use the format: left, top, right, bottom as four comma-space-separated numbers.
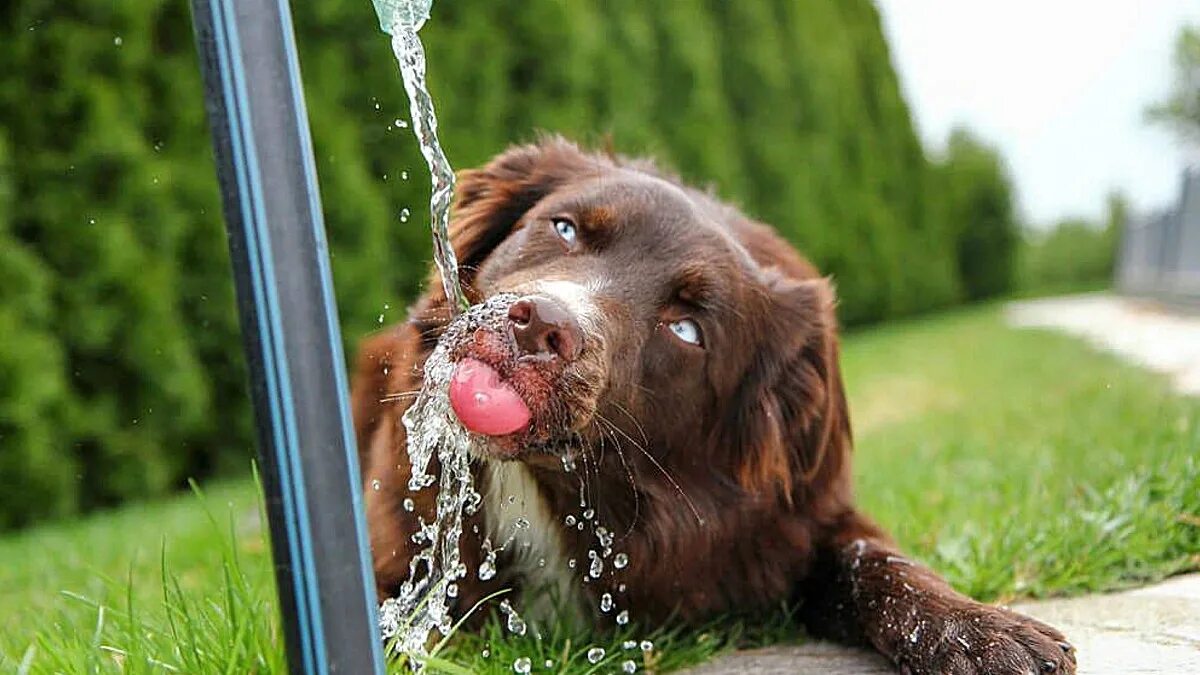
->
448, 282, 606, 453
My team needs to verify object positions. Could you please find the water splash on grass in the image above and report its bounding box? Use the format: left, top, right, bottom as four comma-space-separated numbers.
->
378, 295, 516, 662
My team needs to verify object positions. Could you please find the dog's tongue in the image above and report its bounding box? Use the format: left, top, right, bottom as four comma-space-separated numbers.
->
448, 358, 531, 436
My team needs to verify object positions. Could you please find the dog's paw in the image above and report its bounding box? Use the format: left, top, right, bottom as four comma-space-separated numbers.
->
897, 602, 1076, 674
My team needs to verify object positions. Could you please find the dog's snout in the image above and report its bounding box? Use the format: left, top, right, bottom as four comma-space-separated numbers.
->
507, 295, 582, 362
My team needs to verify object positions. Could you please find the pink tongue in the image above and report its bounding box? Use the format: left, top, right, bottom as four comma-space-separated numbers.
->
449, 358, 532, 436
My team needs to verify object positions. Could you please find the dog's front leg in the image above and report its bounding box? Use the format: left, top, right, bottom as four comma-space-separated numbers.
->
800, 512, 1076, 674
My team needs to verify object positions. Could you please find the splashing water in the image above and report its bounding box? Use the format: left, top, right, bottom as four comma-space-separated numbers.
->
382, 0, 469, 313
377, 295, 517, 660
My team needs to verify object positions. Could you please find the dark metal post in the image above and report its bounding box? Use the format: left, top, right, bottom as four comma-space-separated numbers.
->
189, 0, 385, 672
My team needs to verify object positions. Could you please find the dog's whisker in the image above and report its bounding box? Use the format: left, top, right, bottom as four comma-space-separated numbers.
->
593, 415, 641, 539
608, 401, 649, 448
600, 414, 704, 526
378, 389, 422, 403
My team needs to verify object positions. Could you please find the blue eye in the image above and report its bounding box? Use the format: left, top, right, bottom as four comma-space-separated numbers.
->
668, 318, 702, 346
552, 217, 577, 246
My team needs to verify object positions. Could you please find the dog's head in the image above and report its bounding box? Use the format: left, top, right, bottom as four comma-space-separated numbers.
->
370, 137, 850, 505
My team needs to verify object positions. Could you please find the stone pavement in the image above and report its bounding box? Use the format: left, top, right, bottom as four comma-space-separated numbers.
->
686, 574, 1200, 674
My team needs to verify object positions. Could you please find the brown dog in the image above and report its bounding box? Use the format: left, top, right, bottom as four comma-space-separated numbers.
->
353, 137, 1076, 674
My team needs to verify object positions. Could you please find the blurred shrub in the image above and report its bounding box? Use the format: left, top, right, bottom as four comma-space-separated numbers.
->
1018, 194, 1122, 294
1145, 24, 1200, 144
931, 128, 1019, 301
0, 0, 1010, 526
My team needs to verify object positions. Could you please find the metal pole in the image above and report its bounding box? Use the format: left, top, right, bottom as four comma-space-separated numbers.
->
189, 0, 385, 672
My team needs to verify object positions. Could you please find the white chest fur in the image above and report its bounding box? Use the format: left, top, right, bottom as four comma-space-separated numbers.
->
482, 461, 584, 624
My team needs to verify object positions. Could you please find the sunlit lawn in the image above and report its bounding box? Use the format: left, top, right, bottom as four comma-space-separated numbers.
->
2, 303, 1197, 673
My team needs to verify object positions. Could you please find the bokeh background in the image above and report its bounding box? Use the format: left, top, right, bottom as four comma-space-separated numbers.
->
0, 0, 1194, 531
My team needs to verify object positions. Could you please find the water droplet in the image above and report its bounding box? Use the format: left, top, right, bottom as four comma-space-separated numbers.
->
600, 592, 613, 612
499, 600, 527, 636
616, 610, 629, 625
88, 218, 96, 225
622, 660, 638, 673
479, 557, 496, 580
371, 479, 381, 491
402, 497, 415, 511
589, 556, 603, 578
374, 101, 381, 111
586, 647, 606, 664
583, 508, 595, 520
565, 515, 577, 526
515, 517, 530, 529
623, 640, 637, 650
595, 527, 613, 547
394, 118, 409, 128
544, 659, 554, 668
446, 583, 457, 598
568, 558, 577, 569
113, 36, 123, 46
561, 455, 576, 472
482, 648, 490, 658
401, 170, 410, 180
640, 640, 653, 652
618, 583, 627, 592
400, 207, 411, 223
613, 552, 629, 569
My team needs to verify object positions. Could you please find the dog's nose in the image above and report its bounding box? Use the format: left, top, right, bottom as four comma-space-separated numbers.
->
507, 295, 582, 362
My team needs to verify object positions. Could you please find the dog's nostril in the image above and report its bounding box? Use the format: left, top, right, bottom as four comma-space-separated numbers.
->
507, 299, 534, 327
507, 295, 583, 361
543, 327, 579, 361
546, 331, 562, 356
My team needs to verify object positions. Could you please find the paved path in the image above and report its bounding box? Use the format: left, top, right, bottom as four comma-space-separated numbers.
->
1006, 293, 1200, 396
686, 574, 1200, 674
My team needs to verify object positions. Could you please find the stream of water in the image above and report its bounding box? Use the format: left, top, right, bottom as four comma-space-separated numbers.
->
387, 3, 469, 314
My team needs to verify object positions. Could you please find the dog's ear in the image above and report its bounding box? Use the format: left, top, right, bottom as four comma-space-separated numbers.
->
429, 137, 603, 302
729, 276, 851, 506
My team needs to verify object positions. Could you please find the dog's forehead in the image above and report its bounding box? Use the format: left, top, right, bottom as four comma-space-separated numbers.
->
557, 170, 760, 271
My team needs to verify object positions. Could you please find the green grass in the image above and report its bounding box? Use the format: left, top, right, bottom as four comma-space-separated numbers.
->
2, 304, 1197, 673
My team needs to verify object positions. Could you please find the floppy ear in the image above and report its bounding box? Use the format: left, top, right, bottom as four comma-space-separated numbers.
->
730, 276, 852, 505
423, 136, 605, 305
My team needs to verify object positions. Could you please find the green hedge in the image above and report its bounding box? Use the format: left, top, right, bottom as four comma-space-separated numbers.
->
931, 128, 1020, 302
0, 0, 1012, 527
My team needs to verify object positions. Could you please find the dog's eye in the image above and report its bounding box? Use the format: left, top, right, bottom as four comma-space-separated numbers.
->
668, 318, 703, 347
552, 217, 577, 247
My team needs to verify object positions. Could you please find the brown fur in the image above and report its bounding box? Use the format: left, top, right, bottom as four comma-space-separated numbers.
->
352, 137, 1076, 674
